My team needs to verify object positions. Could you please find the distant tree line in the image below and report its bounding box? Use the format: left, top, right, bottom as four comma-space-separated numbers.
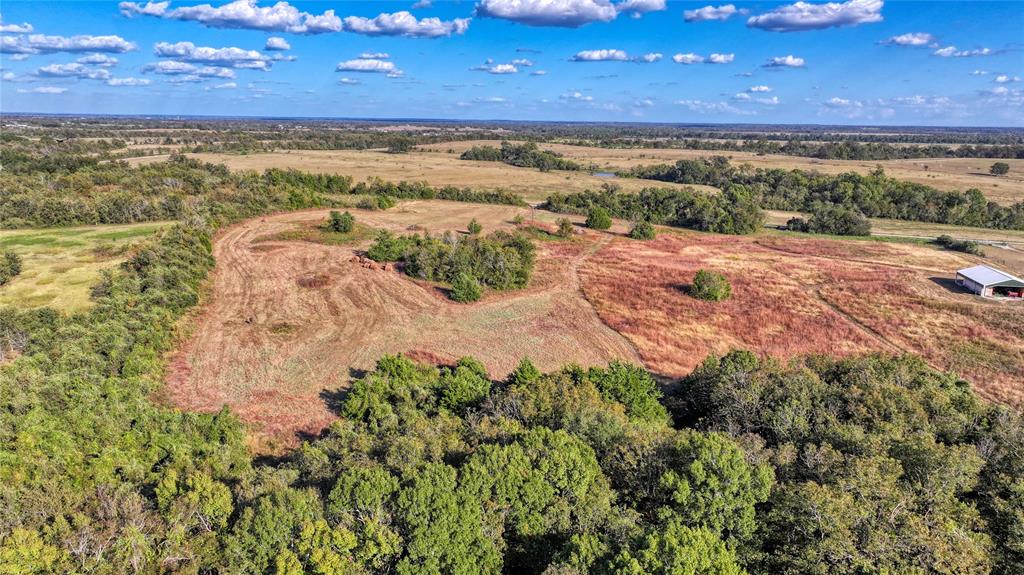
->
544, 183, 765, 235
620, 156, 1024, 230
460, 141, 584, 171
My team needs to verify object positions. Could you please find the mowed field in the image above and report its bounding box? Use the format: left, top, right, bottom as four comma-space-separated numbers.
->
163, 201, 639, 450
0, 222, 167, 313
127, 149, 708, 203
434, 140, 1024, 206
578, 231, 1024, 406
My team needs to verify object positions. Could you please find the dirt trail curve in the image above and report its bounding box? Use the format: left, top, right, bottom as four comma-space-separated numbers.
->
164, 203, 640, 447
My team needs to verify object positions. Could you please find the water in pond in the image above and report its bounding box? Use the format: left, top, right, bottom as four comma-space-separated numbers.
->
593, 172, 617, 178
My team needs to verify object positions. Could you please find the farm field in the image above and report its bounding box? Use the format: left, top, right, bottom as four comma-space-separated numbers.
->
163, 202, 637, 450
0, 222, 167, 313
578, 231, 1024, 406
433, 140, 1024, 205
127, 148, 708, 203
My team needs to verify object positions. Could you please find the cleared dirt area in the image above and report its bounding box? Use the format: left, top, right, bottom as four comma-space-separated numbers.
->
127, 149, 707, 203
579, 232, 1024, 406
434, 140, 1024, 206
163, 201, 638, 450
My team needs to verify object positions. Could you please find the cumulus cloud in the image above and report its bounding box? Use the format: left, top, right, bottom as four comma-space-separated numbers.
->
615, 0, 667, 17
674, 99, 749, 114
823, 96, 859, 107
672, 52, 704, 64
880, 32, 934, 47
475, 0, 618, 28
17, 86, 67, 94
412, 0, 433, 8
36, 62, 111, 80
361, 52, 390, 59
341, 11, 469, 38
512, 58, 534, 66
684, 4, 742, 22
995, 75, 1020, 84
106, 77, 151, 86
561, 90, 594, 101
120, 0, 343, 34
571, 49, 629, 62
77, 53, 119, 66
747, 0, 883, 32
749, 85, 772, 92
336, 58, 398, 74
530, 70, 547, 76
764, 54, 805, 68
636, 52, 662, 63
338, 77, 360, 85
708, 53, 734, 64
264, 36, 290, 50
0, 15, 33, 33
154, 41, 270, 69
142, 60, 196, 74
211, 81, 236, 88
0, 34, 136, 55
933, 46, 992, 58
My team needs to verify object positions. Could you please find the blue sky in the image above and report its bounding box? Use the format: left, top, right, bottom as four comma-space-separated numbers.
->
1, 1, 1022, 125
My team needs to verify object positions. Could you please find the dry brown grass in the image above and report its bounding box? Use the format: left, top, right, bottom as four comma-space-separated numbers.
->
578, 232, 1024, 405
162, 202, 639, 451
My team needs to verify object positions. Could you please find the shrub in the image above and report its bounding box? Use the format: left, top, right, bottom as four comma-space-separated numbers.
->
628, 220, 656, 240
557, 218, 575, 238
690, 269, 731, 301
326, 210, 355, 233
512, 213, 525, 225
808, 204, 871, 236
784, 217, 810, 232
467, 219, 482, 235
450, 272, 482, 303
990, 162, 1010, 176
367, 230, 415, 262
0, 251, 22, 285
935, 234, 985, 256
586, 206, 613, 230
356, 195, 395, 211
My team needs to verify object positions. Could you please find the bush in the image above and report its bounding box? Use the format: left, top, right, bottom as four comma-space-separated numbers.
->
690, 269, 731, 301
808, 204, 871, 236
326, 210, 355, 233
366, 230, 415, 262
467, 219, 482, 235
784, 217, 810, 232
586, 206, 613, 230
991, 162, 1010, 176
0, 251, 22, 285
628, 220, 656, 240
935, 234, 985, 256
450, 272, 482, 302
557, 218, 575, 238
356, 195, 395, 210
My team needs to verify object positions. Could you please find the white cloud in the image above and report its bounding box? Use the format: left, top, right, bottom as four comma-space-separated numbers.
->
561, 90, 594, 101
120, 0, 343, 34
77, 53, 119, 67
412, 0, 433, 8
684, 4, 741, 22
106, 77, 151, 86
571, 49, 629, 62
933, 46, 992, 58
342, 11, 470, 38
708, 52, 734, 64
615, 0, 667, 17
264, 36, 290, 51
733, 92, 751, 101
211, 81, 236, 88
636, 52, 662, 63
473, 96, 508, 104
757, 95, 780, 105
674, 99, 749, 114
824, 96, 860, 107
749, 85, 772, 92
634, 97, 655, 107
747, 0, 883, 32
17, 86, 67, 94
1, 34, 136, 55
995, 75, 1020, 84
336, 58, 398, 74
338, 77, 360, 85
36, 62, 111, 80
880, 32, 935, 47
490, 63, 519, 74
530, 70, 547, 76
0, 15, 33, 33
764, 54, 805, 68
672, 52, 705, 64
360, 52, 390, 59
512, 58, 534, 66
142, 60, 195, 74
154, 41, 270, 69
475, 0, 618, 28
970, 70, 988, 76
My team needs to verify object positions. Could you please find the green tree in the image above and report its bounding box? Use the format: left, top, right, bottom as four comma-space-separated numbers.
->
628, 221, 656, 240
586, 207, 612, 230
557, 218, 575, 238
690, 270, 731, 302
467, 219, 482, 235
610, 521, 745, 575
990, 162, 1010, 176
587, 361, 668, 424
327, 210, 355, 233
0, 251, 22, 285
450, 272, 482, 303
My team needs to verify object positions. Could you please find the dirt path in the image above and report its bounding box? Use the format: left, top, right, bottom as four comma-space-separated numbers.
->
163, 203, 640, 449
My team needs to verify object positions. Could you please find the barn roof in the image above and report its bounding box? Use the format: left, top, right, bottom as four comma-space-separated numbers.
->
957, 265, 1024, 287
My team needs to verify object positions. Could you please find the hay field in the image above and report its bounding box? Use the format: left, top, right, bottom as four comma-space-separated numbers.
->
578, 232, 1024, 406
0, 222, 167, 313
163, 202, 638, 450
432, 140, 1024, 206
127, 149, 707, 203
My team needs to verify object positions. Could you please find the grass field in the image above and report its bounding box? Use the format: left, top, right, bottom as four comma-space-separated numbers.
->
578, 231, 1023, 406
0, 222, 167, 313
162, 202, 636, 451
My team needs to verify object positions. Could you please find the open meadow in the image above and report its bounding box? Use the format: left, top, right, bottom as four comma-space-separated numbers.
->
0, 222, 167, 313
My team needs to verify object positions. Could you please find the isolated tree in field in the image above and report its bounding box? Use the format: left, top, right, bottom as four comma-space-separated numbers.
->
690, 269, 731, 302
326, 210, 354, 233
556, 218, 575, 238
990, 162, 1010, 176
629, 220, 656, 240
467, 218, 482, 235
586, 206, 612, 230
808, 204, 871, 236
450, 272, 482, 303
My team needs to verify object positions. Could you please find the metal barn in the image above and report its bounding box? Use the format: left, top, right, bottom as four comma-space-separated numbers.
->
955, 265, 1024, 299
